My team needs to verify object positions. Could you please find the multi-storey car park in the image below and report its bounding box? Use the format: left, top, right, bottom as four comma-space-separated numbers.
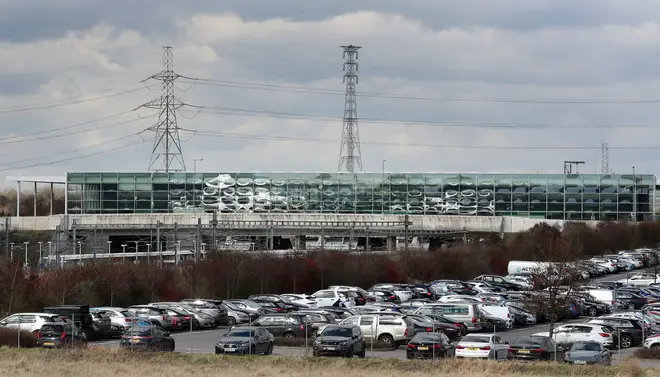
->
2, 172, 657, 266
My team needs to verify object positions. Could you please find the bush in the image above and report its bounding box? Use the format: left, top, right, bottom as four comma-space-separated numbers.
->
0, 328, 37, 348
633, 348, 660, 359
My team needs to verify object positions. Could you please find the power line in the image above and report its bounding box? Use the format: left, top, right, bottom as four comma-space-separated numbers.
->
0, 133, 142, 167
0, 64, 96, 78
182, 106, 660, 130
0, 83, 154, 114
0, 139, 148, 172
0, 114, 153, 145
0, 110, 137, 142
180, 77, 660, 105
179, 129, 660, 151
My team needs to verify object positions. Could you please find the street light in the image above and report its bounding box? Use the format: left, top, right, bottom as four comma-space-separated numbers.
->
146, 243, 151, 263
38, 242, 43, 270
176, 240, 181, 266
193, 158, 204, 208
382, 158, 387, 213
9, 242, 14, 260
23, 242, 29, 269
47, 241, 52, 269
121, 244, 127, 262
107, 240, 112, 253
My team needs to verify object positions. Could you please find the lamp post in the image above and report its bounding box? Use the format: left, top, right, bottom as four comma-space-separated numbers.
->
9, 242, 14, 260
382, 158, 387, 213
121, 244, 127, 262
23, 242, 29, 269
38, 241, 43, 270
77, 241, 83, 264
147, 243, 151, 263
176, 240, 181, 266
47, 241, 52, 269
107, 240, 112, 254
193, 158, 204, 209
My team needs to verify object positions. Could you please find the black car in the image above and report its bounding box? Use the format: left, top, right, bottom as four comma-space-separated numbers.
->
251, 313, 313, 338
471, 275, 523, 291
424, 314, 467, 337
613, 290, 649, 310
215, 326, 274, 355
405, 314, 439, 335
42, 305, 102, 340
36, 322, 88, 348
119, 325, 175, 351
368, 289, 402, 304
406, 332, 455, 359
317, 306, 357, 320
508, 336, 563, 361
588, 319, 642, 348
581, 299, 611, 317
430, 280, 477, 295
313, 325, 366, 358
251, 300, 289, 314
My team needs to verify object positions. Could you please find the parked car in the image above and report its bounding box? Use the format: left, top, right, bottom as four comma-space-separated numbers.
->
413, 303, 483, 332
455, 334, 509, 360
0, 313, 60, 333
215, 326, 274, 355
251, 313, 313, 338
119, 325, 175, 351
406, 332, 455, 359
564, 341, 612, 365
36, 322, 88, 348
126, 305, 173, 331
508, 336, 563, 361
339, 314, 414, 348
312, 325, 366, 358
532, 324, 615, 348
42, 305, 103, 340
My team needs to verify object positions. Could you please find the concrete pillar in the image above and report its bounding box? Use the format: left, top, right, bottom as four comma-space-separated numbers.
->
16, 181, 20, 217
34, 182, 37, 217
50, 183, 54, 216
387, 236, 396, 251
365, 236, 370, 252
294, 235, 306, 250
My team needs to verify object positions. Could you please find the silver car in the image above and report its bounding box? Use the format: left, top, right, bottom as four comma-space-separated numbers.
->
150, 302, 217, 329
0, 313, 61, 333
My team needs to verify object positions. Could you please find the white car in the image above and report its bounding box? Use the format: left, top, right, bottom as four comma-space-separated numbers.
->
368, 284, 414, 302
479, 305, 514, 329
438, 295, 483, 303
0, 313, 62, 333
620, 257, 643, 269
617, 273, 660, 287
311, 290, 354, 308
643, 334, 660, 349
590, 258, 617, 273
455, 333, 510, 360
532, 324, 614, 348
466, 282, 495, 294
280, 294, 317, 308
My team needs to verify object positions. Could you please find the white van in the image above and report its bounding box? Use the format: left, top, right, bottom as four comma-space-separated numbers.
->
507, 261, 554, 275
587, 289, 615, 307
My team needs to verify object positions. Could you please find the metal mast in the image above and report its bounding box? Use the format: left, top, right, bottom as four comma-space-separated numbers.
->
337, 45, 363, 172
141, 46, 187, 172
601, 142, 610, 174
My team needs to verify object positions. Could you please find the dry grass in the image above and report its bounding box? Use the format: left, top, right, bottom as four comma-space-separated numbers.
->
0, 329, 37, 348
635, 348, 660, 360
0, 347, 656, 377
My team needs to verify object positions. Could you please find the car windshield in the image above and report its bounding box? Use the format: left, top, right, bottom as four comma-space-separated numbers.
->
321, 328, 352, 338
571, 342, 601, 352
461, 335, 491, 343
226, 330, 255, 338
119, 311, 131, 317
513, 337, 543, 346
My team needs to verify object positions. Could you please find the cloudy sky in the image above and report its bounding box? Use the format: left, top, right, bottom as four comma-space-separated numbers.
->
1, 0, 660, 186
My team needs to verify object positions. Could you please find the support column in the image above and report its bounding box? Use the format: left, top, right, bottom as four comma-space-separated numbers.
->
50, 183, 54, 216
387, 236, 396, 251
16, 181, 20, 217
294, 235, 306, 250
34, 182, 37, 217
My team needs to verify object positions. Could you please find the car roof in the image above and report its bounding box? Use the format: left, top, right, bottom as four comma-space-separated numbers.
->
8, 313, 60, 317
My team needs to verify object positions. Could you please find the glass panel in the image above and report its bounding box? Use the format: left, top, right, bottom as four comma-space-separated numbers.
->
424, 174, 442, 215
101, 173, 118, 183
152, 173, 168, 183
117, 173, 135, 183
476, 175, 494, 216
286, 173, 305, 213
494, 174, 512, 215
68, 173, 84, 184
389, 174, 407, 214
565, 174, 582, 216
84, 173, 102, 184
408, 174, 424, 215
529, 175, 546, 213
379, 172, 391, 214
337, 173, 356, 213
511, 174, 529, 214
443, 174, 461, 215
355, 173, 374, 213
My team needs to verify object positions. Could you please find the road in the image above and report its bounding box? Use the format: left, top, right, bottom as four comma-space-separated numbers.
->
93, 269, 659, 366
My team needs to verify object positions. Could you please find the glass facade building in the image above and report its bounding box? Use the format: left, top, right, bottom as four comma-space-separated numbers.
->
66, 172, 656, 221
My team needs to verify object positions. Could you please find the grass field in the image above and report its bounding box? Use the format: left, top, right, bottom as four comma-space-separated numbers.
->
0, 347, 653, 377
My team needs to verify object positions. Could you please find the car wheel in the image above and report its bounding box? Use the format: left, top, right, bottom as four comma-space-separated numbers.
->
378, 334, 394, 346
227, 317, 237, 327
627, 303, 635, 310
265, 342, 273, 355
461, 325, 468, 336
358, 344, 366, 359
620, 335, 633, 349
283, 332, 296, 339
588, 308, 598, 317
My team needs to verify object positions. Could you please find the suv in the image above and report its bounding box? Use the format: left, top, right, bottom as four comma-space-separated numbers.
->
339, 314, 414, 348
313, 325, 366, 358
42, 305, 102, 340
0, 313, 60, 333
251, 313, 313, 338
126, 305, 173, 330
179, 299, 229, 325
413, 303, 483, 333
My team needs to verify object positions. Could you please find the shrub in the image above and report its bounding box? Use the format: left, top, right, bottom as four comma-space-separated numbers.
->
0, 328, 37, 348
633, 348, 660, 359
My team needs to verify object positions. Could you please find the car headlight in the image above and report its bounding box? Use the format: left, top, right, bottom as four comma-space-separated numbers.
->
239, 342, 250, 348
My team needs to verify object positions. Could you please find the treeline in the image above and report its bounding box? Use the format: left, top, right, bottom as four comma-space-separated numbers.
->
0, 188, 65, 216
1, 221, 660, 316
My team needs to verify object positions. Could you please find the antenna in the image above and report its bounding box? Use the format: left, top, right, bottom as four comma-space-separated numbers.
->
564, 160, 585, 174
140, 47, 187, 172
601, 142, 610, 174
337, 45, 363, 173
